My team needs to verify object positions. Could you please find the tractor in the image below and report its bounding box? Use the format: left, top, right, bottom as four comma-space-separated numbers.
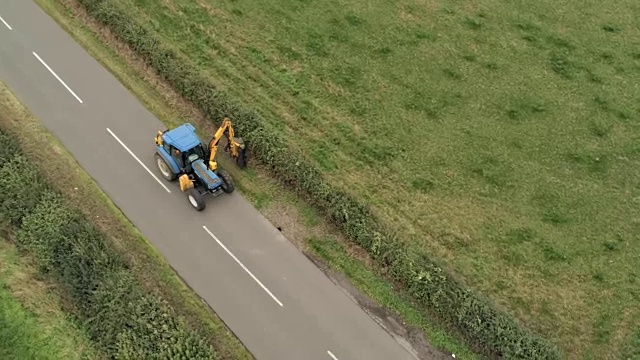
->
153, 118, 247, 211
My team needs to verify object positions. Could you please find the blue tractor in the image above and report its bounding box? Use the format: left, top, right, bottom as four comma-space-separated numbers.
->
153, 119, 247, 211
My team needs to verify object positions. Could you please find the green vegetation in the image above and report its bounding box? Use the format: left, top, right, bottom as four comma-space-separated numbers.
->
43, 0, 640, 358
0, 241, 100, 360
68, 0, 567, 358
0, 81, 251, 359
0, 286, 81, 360
622, 329, 640, 360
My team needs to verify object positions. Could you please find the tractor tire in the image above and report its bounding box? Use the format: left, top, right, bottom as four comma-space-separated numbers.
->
187, 188, 206, 211
155, 153, 177, 181
217, 169, 235, 194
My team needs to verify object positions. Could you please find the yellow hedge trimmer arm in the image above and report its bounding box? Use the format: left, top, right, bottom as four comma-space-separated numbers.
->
207, 117, 244, 171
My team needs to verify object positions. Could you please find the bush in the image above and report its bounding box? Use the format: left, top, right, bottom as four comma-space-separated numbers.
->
92, 270, 216, 359
56, 218, 125, 318
90, 269, 142, 353
0, 130, 19, 166
2, 143, 217, 358
76, 0, 560, 358
113, 289, 217, 360
15, 190, 76, 274
0, 154, 48, 227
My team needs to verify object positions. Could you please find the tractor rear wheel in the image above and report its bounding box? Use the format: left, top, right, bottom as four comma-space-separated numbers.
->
187, 188, 206, 211
217, 169, 235, 194
155, 153, 177, 181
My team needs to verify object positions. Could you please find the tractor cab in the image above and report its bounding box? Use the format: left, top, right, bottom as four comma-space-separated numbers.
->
177, 145, 207, 172
157, 123, 205, 173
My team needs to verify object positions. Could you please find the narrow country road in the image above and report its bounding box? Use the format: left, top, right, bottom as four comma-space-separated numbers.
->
0, 1, 423, 359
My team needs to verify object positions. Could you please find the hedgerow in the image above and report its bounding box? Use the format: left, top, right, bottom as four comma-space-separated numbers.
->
74, 0, 561, 358
0, 131, 217, 359
0, 130, 18, 166
0, 155, 48, 227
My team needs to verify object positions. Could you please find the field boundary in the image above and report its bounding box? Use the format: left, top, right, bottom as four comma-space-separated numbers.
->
70, 0, 560, 358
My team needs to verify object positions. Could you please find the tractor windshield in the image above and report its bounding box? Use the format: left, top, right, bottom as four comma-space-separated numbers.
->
184, 144, 205, 164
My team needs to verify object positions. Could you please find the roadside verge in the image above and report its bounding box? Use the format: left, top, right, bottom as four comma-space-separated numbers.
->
0, 239, 101, 360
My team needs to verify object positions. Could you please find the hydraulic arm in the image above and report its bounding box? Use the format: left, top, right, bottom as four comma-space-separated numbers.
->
207, 117, 246, 171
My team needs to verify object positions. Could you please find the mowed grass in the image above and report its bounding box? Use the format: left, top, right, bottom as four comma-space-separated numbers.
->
0, 240, 100, 360
105, 0, 638, 357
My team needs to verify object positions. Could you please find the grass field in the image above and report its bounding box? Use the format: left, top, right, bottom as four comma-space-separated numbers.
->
0, 240, 100, 360
95, 0, 640, 357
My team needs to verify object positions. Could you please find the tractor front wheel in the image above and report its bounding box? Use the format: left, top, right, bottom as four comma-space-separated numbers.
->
187, 188, 206, 211
217, 169, 235, 194
155, 153, 177, 181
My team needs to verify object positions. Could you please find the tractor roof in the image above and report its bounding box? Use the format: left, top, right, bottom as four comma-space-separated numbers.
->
162, 123, 202, 152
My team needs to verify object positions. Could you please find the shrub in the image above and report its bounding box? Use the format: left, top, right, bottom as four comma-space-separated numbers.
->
114, 290, 217, 360
76, 0, 560, 358
54, 211, 126, 318
15, 190, 77, 273
91, 270, 216, 359
0, 130, 19, 166
0, 154, 48, 227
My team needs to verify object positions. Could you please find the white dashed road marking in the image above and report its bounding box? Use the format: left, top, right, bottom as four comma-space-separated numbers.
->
32, 51, 83, 103
0, 14, 12, 30
203, 225, 284, 307
327, 350, 340, 360
107, 128, 172, 193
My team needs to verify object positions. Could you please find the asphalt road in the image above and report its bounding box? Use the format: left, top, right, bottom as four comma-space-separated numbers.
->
0, 2, 423, 360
